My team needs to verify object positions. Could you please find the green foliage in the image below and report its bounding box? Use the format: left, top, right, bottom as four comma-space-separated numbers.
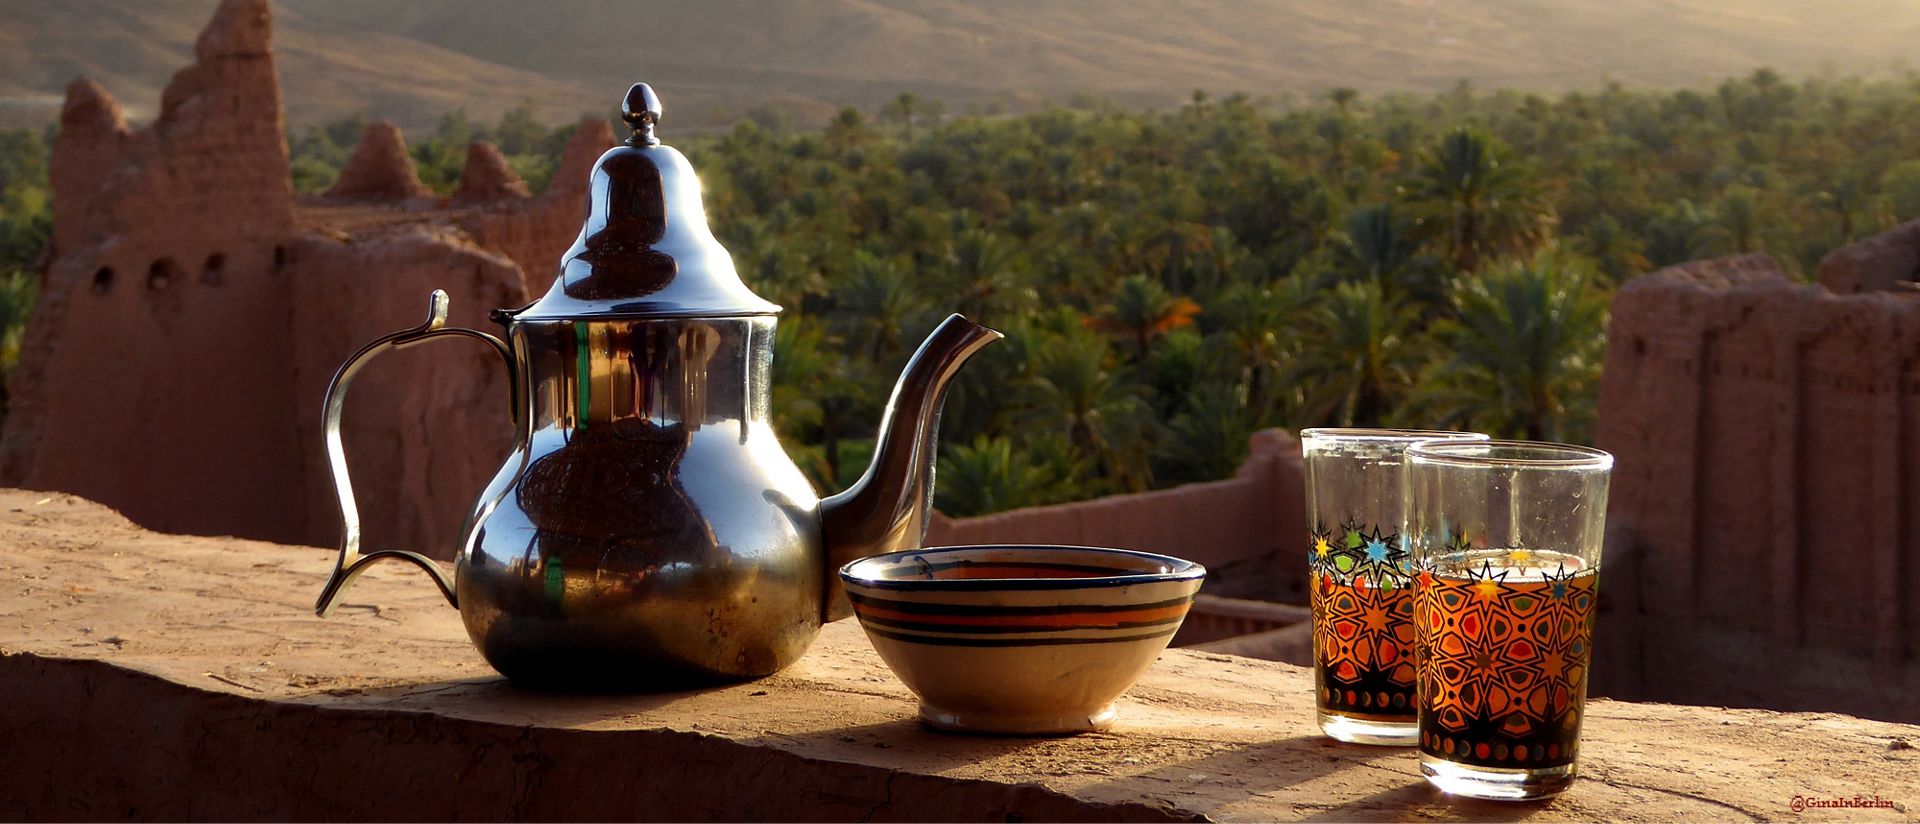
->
0, 127, 49, 420
1403, 252, 1608, 443
1286, 279, 1423, 428
0, 66, 1877, 514
935, 434, 1077, 517
0, 128, 50, 272
0, 270, 37, 371
1406, 126, 1555, 272
1883, 160, 1920, 223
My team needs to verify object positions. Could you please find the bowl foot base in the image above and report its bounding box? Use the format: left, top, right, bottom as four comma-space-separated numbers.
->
918, 701, 1117, 735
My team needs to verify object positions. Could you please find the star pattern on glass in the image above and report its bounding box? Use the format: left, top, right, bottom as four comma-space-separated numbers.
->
1341, 522, 1408, 589
1416, 560, 1599, 737
1445, 528, 1475, 555
1307, 523, 1340, 579
1470, 560, 1508, 602
1545, 566, 1573, 601
1308, 519, 1418, 691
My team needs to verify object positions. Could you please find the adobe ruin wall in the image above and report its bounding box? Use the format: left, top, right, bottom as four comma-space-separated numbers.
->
1, 0, 609, 555
1593, 230, 1920, 723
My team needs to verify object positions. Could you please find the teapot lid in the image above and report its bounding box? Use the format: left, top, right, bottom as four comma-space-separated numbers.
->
513, 83, 781, 321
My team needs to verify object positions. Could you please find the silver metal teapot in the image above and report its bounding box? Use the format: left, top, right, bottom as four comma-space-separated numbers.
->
315, 83, 1001, 688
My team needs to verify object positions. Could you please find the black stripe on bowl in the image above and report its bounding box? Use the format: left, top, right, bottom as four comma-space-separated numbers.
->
860, 624, 1182, 648
852, 613, 1190, 635
845, 592, 1196, 616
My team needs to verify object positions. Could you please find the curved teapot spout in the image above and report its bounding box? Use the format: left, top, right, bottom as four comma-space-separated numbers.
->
819, 314, 1002, 621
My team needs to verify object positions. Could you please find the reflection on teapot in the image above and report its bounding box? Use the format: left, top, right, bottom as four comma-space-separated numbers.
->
314, 83, 1002, 689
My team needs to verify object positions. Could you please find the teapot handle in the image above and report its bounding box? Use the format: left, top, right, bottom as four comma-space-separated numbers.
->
314, 290, 515, 617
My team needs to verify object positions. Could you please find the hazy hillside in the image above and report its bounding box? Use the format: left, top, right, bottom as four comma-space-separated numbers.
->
5, 0, 1920, 130
0, 0, 602, 129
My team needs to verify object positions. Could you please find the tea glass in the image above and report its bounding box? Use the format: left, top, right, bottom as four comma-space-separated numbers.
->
1404, 439, 1613, 800
1301, 428, 1488, 746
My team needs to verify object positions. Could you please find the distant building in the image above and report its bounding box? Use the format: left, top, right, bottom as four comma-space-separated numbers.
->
1593, 228, 1920, 724
3, 0, 611, 556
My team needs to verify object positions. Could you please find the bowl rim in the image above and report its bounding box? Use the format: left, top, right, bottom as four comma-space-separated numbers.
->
838, 544, 1207, 592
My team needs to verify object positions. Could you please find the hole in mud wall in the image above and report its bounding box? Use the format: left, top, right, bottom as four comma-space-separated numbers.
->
92, 266, 114, 294
273, 245, 288, 272
202, 252, 226, 286
147, 258, 182, 291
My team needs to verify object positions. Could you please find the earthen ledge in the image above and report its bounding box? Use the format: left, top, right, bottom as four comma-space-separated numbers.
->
1, 490, 1915, 821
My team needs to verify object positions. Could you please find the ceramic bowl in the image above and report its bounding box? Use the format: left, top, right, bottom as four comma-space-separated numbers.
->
839, 544, 1206, 735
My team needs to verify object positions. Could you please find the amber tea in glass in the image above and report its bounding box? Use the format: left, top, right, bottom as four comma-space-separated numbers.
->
1405, 440, 1612, 800
1301, 428, 1487, 746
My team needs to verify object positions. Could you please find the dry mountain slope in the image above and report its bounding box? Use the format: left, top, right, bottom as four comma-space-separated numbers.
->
0, 0, 601, 129
288, 0, 1920, 91
6, 0, 1920, 130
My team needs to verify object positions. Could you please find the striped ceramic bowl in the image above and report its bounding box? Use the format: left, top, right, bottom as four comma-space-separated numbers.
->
839, 544, 1206, 735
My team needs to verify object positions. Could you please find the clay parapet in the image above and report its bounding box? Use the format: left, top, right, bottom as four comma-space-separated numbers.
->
2, 490, 1912, 821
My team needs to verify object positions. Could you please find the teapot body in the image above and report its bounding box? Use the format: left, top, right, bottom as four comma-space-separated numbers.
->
314, 83, 1004, 688
457, 315, 825, 684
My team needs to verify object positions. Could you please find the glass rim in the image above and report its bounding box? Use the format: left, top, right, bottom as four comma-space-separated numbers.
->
1300, 427, 1491, 444
1405, 438, 1614, 469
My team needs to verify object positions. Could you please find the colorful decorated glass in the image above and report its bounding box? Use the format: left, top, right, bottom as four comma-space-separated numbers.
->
1301, 428, 1488, 746
1404, 440, 1612, 800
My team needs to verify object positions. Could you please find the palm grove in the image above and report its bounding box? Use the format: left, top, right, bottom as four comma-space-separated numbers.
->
7, 70, 1920, 515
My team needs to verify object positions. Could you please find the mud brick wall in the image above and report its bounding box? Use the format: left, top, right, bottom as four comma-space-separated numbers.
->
1593, 248, 1920, 724
1, 0, 611, 554
930, 429, 1306, 602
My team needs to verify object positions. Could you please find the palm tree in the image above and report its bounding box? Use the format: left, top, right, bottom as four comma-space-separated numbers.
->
1572, 215, 1651, 283
0, 268, 36, 420
1153, 382, 1257, 486
1285, 280, 1423, 428
935, 435, 1066, 517
1327, 87, 1360, 115
1317, 114, 1354, 174
882, 93, 921, 140
1563, 161, 1638, 233
1334, 204, 1445, 304
770, 319, 873, 489
727, 216, 824, 308
1405, 127, 1555, 273
1017, 327, 1154, 493
942, 229, 1034, 322
1083, 274, 1201, 364
829, 251, 929, 361
1815, 172, 1867, 243
824, 107, 872, 154
1138, 221, 1215, 292
1405, 253, 1608, 442
1705, 186, 1764, 254
1208, 276, 1315, 414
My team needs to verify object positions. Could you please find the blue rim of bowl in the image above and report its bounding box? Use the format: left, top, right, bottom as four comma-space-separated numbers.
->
838, 544, 1207, 592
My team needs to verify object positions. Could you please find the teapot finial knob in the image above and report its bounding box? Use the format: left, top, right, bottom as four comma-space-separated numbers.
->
622, 82, 662, 146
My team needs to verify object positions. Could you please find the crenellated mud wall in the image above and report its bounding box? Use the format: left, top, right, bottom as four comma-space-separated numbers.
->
1, 0, 611, 556
1594, 238, 1920, 723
